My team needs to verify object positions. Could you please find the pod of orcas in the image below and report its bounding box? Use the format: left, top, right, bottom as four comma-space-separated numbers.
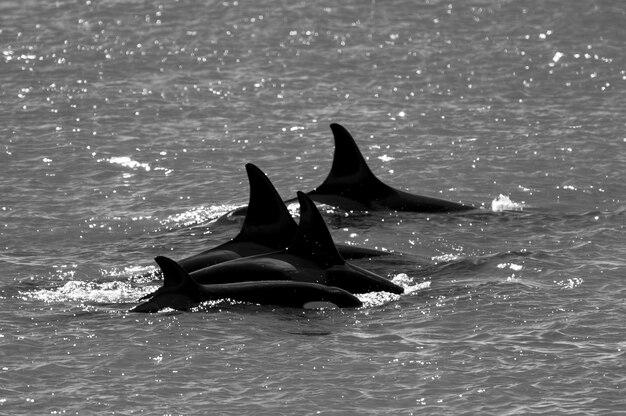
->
132, 123, 475, 313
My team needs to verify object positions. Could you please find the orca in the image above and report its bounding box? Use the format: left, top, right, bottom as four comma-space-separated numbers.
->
130, 256, 363, 312
177, 163, 298, 272
185, 192, 404, 295
228, 123, 473, 215
133, 193, 403, 312
305, 123, 474, 212
178, 163, 389, 273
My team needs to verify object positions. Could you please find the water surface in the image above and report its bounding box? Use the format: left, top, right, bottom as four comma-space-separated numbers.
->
1, 1, 625, 414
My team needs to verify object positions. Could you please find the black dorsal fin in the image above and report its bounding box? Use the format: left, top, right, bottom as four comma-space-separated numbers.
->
234, 163, 298, 247
315, 123, 385, 192
140, 256, 196, 300
156, 256, 198, 295
287, 192, 345, 267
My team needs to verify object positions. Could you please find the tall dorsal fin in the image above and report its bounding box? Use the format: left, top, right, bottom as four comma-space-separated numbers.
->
315, 123, 385, 191
287, 192, 345, 267
234, 163, 298, 246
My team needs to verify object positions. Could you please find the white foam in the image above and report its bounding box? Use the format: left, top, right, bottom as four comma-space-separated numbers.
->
497, 263, 523, 271
357, 273, 430, 308
432, 253, 461, 263
22, 280, 154, 305
102, 156, 151, 171
357, 291, 402, 308
491, 194, 524, 212
555, 277, 584, 289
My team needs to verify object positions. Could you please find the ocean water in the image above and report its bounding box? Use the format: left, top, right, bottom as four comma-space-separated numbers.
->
1, 0, 625, 414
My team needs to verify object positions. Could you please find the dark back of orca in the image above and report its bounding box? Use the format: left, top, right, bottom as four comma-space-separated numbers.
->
176, 163, 299, 273
197, 280, 363, 308
186, 193, 404, 294
131, 257, 362, 311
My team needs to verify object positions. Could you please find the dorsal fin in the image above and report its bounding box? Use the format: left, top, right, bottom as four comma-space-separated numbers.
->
133, 257, 200, 311
287, 192, 345, 267
315, 123, 385, 192
139, 256, 194, 300
234, 163, 298, 247
156, 256, 199, 295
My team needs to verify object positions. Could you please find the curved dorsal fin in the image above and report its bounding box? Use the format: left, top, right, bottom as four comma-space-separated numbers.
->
234, 163, 298, 247
140, 256, 196, 300
287, 192, 345, 267
155, 256, 188, 288
315, 123, 385, 191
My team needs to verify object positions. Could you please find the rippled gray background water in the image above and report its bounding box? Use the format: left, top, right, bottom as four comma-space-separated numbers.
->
1, 1, 625, 414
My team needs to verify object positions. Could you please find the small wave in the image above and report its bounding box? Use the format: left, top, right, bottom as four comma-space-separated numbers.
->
432, 253, 462, 264
97, 156, 174, 176
422, 251, 532, 281
161, 204, 237, 227
491, 194, 525, 212
101, 265, 157, 280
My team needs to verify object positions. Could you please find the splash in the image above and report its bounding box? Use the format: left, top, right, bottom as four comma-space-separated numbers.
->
102, 156, 151, 171
497, 263, 523, 271
358, 291, 402, 308
357, 273, 430, 308
555, 277, 583, 289
392, 273, 430, 295
491, 194, 524, 212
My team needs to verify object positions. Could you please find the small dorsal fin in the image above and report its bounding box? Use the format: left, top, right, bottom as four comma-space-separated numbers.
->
315, 123, 385, 192
234, 163, 298, 247
156, 256, 186, 286
287, 192, 345, 267
156, 256, 198, 296
134, 257, 200, 311
139, 256, 190, 300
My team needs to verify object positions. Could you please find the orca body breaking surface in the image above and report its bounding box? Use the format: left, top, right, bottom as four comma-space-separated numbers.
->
131, 257, 363, 312
176, 163, 297, 273
178, 163, 389, 274
189, 192, 403, 294
132, 193, 402, 313
227, 123, 474, 216
306, 123, 474, 213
